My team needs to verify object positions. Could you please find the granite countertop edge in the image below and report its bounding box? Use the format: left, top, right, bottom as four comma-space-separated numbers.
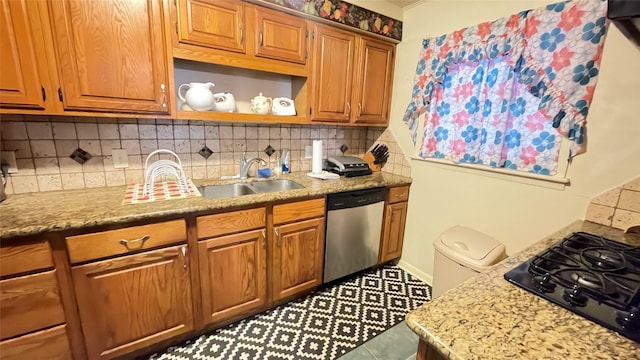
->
405, 220, 640, 360
0, 172, 411, 239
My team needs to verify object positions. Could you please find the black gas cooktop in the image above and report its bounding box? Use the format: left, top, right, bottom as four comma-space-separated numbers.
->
504, 232, 640, 343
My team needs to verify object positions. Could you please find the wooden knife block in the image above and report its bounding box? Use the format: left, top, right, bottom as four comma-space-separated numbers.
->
363, 151, 382, 172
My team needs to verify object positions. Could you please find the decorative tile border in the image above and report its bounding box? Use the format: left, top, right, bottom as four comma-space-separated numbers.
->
259, 0, 403, 40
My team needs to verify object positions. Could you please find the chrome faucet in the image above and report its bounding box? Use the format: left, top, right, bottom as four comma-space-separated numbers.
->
238, 152, 266, 180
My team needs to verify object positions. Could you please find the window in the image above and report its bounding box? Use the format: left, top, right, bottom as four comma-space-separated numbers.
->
403, 0, 608, 177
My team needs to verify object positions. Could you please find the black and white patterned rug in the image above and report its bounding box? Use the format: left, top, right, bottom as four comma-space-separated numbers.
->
147, 265, 431, 360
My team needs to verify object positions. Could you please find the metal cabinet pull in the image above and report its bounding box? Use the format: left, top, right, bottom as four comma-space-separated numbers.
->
119, 234, 150, 250
160, 84, 167, 108
358, 102, 362, 117
239, 24, 244, 45
274, 228, 280, 246
180, 246, 188, 269
261, 229, 266, 248
259, 31, 263, 46
346, 102, 351, 116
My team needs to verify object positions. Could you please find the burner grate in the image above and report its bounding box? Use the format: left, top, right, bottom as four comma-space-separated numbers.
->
504, 232, 640, 343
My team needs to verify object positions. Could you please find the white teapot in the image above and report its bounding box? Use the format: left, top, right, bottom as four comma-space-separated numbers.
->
178, 82, 215, 111
213, 92, 236, 112
250, 93, 272, 115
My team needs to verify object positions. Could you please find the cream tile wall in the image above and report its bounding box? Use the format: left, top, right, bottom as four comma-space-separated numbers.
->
0, 115, 411, 194
585, 177, 640, 231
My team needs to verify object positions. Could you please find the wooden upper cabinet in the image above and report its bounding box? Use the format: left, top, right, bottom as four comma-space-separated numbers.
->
72, 245, 193, 360
0, 0, 49, 109
353, 37, 394, 125
311, 24, 355, 123
176, 0, 245, 53
311, 24, 395, 125
254, 6, 307, 64
47, 0, 171, 114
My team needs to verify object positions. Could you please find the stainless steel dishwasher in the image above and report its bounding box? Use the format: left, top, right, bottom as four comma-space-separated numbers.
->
323, 187, 386, 283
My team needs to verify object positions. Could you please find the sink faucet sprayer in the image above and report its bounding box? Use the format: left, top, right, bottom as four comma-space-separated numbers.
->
239, 152, 267, 180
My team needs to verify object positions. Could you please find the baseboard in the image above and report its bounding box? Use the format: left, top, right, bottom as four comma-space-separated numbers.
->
397, 260, 433, 286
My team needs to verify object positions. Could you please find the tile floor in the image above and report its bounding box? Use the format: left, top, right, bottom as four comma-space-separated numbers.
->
339, 322, 418, 360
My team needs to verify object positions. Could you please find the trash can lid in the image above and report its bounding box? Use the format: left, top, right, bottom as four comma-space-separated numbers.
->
434, 225, 506, 271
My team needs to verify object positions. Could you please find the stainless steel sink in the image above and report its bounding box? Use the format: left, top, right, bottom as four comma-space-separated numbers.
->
249, 179, 304, 193
198, 183, 255, 199
198, 179, 304, 199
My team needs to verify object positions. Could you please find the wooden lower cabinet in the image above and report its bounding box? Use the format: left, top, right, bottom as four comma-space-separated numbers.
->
198, 229, 267, 325
0, 324, 72, 360
379, 186, 410, 264
0, 270, 66, 340
71, 245, 193, 360
379, 201, 408, 263
271, 217, 325, 301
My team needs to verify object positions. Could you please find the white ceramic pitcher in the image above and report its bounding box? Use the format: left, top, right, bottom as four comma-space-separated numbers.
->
178, 82, 215, 111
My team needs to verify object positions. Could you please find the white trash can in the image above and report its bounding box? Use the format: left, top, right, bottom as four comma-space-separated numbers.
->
432, 226, 507, 298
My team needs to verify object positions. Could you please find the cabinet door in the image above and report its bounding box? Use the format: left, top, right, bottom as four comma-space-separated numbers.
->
254, 6, 307, 64
379, 202, 408, 263
177, 0, 245, 53
353, 37, 394, 125
72, 245, 193, 360
199, 229, 267, 325
0, 0, 47, 109
311, 25, 355, 123
272, 217, 324, 301
47, 0, 171, 113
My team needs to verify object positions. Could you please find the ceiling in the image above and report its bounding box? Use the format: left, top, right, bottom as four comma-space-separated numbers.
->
386, 0, 421, 8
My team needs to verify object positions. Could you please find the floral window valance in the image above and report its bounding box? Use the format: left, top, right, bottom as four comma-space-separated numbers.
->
403, 0, 608, 174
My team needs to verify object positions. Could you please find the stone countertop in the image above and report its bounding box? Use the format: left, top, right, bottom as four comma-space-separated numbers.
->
0, 172, 411, 239
406, 220, 640, 360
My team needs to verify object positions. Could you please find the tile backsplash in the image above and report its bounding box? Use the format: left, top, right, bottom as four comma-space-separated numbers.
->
0, 115, 411, 194
585, 176, 640, 231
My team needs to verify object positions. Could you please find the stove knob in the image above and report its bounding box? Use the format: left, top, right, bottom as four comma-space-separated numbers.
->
616, 307, 640, 330
563, 285, 588, 307
533, 273, 556, 293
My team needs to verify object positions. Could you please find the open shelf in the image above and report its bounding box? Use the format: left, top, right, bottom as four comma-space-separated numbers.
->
173, 59, 309, 124
176, 110, 307, 124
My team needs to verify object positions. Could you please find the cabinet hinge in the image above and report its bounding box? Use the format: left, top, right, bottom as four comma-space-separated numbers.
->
312, 30, 315, 39
41, 86, 46, 101
57, 88, 63, 102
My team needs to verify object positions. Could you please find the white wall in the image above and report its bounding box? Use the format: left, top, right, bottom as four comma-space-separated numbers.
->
389, 0, 640, 282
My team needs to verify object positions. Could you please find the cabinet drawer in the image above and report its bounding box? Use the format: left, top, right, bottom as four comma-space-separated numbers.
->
197, 207, 266, 239
0, 240, 53, 277
0, 324, 72, 360
273, 198, 325, 225
66, 219, 187, 263
0, 270, 66, 340
387, 185, 410, 203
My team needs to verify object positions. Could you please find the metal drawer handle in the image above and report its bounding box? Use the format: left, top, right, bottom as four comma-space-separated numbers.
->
262, 229, 267, 249
180, 246, 188, 269
119, 235, 150, 250
160, 84, 167, 108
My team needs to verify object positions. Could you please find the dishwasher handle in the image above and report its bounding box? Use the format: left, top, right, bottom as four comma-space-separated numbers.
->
327, 187, 386, 211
